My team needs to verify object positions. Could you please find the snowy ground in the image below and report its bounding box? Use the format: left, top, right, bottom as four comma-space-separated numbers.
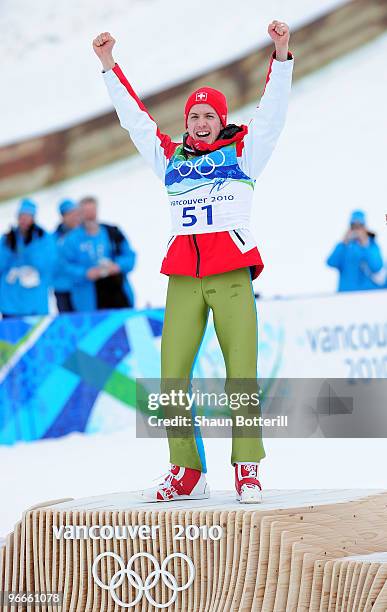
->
1, 34, 386, 308
1, 427, 386, 537
1, 0, 349, 145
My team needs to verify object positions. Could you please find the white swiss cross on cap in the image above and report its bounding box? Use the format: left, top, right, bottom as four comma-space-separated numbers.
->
195, 92, 208, 102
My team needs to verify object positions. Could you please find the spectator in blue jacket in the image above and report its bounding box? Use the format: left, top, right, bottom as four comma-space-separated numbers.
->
0, 199, 55, 317
326, 210, 384, 292
61, 196, 136, 311
53, 199, 81, 312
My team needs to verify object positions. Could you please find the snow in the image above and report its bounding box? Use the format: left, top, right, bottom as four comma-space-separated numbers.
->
1, 0, 349, 145
1, 428, 386, 537
1, 34, 386, 307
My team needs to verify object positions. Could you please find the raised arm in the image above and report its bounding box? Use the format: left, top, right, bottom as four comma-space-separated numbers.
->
238, 21, 294, 179
93, 32, 178, 179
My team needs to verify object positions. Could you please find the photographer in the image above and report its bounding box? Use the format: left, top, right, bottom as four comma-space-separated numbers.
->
327, 210, 383, 292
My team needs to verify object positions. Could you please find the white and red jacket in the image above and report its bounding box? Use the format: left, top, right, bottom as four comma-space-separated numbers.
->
103, 54, 293, 280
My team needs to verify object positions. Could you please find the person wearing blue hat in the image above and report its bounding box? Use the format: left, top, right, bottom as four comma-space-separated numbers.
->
53, 199, 81, 312
61, 196, 136, 311
326, 210, 384, 292
0, 199, 56, 317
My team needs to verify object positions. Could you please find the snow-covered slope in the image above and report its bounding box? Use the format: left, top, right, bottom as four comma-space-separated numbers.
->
1, 0, 349, 145
1, 34, 386, 307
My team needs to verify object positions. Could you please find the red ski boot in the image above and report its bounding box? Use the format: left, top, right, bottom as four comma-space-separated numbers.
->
137, 464, 210, 502
235, 462, 262, 503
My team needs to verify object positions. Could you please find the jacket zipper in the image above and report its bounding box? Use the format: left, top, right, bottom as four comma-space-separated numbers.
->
192, 235, 200, 277
233, 230, 245, 245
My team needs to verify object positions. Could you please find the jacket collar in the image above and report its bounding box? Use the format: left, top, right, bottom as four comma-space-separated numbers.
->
183, 124, 247, 156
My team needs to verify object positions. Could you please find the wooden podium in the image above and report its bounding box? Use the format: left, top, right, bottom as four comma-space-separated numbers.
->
1, 490, 387, 611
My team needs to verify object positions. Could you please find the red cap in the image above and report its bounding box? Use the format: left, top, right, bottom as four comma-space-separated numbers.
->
184, 87, 228, 128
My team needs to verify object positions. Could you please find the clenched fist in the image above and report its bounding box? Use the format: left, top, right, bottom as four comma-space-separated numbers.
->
92, 32, 116, 71
268, 21, 290, 61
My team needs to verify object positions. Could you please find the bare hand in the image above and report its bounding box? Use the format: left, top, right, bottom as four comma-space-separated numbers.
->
343, 229, 353, 244
92, 32, 116, 71
86, 266, 102, 281
107, 262, 121, 275
268, 21, 290, 60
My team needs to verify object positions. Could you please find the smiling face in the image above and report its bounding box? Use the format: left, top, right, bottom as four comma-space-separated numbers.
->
186, 103, 222, 145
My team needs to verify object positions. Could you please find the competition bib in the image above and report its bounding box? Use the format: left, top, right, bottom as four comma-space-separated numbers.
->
165, 144, 255, 235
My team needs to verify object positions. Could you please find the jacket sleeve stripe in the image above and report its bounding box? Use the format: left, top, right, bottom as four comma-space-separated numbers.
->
112, 65, 178, 160
103, 64, 178, 178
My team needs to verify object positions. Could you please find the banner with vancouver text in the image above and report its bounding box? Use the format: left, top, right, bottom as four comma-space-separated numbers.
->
0, 290, 386, 444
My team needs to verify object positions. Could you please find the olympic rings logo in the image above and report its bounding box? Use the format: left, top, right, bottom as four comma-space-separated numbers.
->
172, 150, 226, 177
92, 551, 195, 609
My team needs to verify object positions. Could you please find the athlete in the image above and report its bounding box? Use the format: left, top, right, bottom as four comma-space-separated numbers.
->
93, 21, 293, 503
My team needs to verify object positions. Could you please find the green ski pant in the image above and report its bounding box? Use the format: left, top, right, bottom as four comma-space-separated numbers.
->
161, 267, 266, 471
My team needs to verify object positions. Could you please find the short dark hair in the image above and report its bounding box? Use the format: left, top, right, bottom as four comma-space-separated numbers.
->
79, 196, 97, 206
